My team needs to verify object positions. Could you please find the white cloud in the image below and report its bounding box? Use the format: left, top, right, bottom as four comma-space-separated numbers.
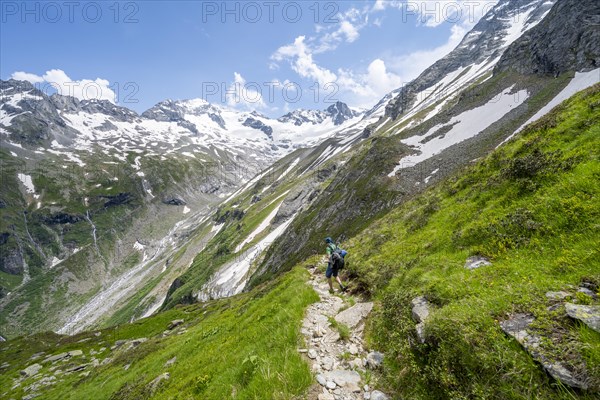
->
11, 71, 44, 84
270, 0, 499, 109
272, 36, 337, 86
11, 69, 116, 103
336, 59, 403, 108
226, 72, 266, 110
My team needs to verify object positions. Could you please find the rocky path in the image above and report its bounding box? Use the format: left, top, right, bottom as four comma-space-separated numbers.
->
301, 265, 388, 400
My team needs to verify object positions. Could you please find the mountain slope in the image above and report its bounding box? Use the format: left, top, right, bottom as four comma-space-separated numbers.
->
344, 83, 600, 398
246, 0, 600, 285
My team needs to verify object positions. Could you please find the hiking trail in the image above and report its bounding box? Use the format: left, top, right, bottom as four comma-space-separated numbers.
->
301, 264, 389, 400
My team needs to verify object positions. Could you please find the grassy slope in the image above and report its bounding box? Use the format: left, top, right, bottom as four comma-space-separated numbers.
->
0, 266, 318, 400
340, 84, 600, 398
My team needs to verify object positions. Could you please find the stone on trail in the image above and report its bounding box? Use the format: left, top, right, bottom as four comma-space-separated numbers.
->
308, 349, 318, 359
370, 390, 390, 400
316, 374, 327, 386
335, 302, 374, 329
565, 303, 600, 333
318, 393, 335, 400
322, 369, 361, 387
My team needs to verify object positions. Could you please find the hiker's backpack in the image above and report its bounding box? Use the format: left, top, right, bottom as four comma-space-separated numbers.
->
330, 245, 347, 269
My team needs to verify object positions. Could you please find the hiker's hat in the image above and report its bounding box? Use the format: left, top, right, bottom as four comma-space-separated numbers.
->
325, 237, 333, 243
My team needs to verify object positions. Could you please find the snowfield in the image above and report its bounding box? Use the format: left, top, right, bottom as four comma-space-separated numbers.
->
389, 86, 529, 176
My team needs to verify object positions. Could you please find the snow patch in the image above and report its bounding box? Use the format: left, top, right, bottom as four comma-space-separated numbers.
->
235, 200, 283, 253
389, 86, 529, 176
17, 173, 35, 194
501, 68, 600, 146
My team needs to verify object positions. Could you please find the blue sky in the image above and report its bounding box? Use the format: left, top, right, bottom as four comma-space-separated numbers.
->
1, 1, 498, 117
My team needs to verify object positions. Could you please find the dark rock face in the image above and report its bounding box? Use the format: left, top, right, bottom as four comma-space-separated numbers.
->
326, 101, 360, 125
278, 109, 327, 126
100, 193, 132, 208
277, 101, 360, 126
78, 99, 139, 121
0, 248, 24, 275
43, 213, 83, 225
0, 80, 80, 146
495, 0, 600, 75
242, 117, 274, 140
162, 197, 187, 206
142, 99, 227, 130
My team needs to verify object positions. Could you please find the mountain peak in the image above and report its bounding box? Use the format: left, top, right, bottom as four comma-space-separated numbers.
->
277, 101, 361, 126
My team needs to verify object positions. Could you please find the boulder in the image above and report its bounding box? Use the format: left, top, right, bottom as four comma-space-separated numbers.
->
21, 363, 42, 377
411, 297, 431, 343
322, 369, 361, 387
411, 297, 430, 323
149, 372, 170, 392
577, 287, 598, 299
565, 303, 600, 333
464, 256, 492, 270
43, 352, 69, 363
335, 302, 374, 329
366, 351, 384, 369
371, 390, 390, 400
162, 197, 186, 206
165, 356, 177, 367
500, 313, 588, 390
545, 291, 570, 301
168, 319, 184, 330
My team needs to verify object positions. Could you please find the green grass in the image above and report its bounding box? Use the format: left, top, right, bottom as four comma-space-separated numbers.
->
0, 266, 319, 399
339, 84, 600, 399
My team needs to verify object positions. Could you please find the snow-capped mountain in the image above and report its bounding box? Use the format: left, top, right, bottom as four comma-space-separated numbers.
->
278, 101, 362, 126
382, 0, 557, 125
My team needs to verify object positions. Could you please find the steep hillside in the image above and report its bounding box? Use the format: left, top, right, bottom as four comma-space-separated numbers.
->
343, 83, 600, 398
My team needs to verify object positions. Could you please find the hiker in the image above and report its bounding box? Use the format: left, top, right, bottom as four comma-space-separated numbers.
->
325, 237, 347, 294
